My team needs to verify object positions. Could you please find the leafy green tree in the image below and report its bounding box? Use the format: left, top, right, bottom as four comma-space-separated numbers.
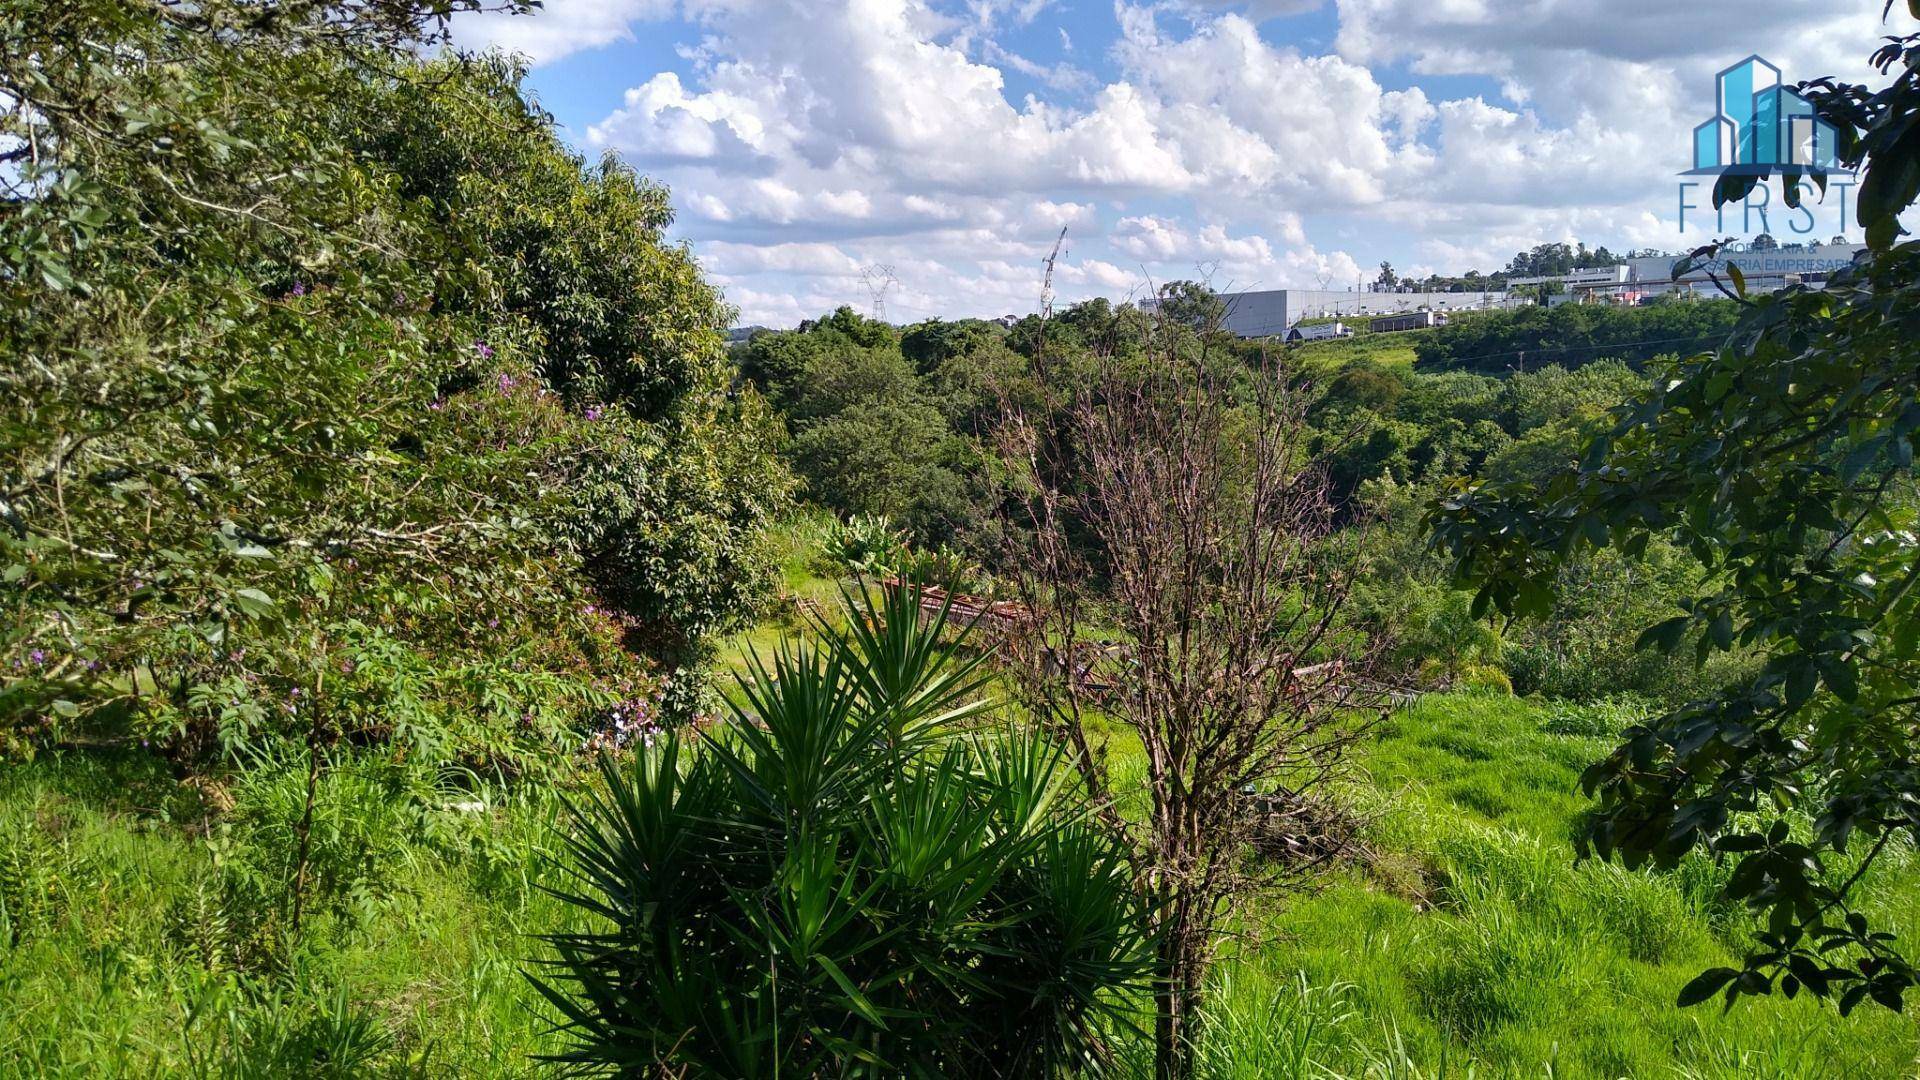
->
900, 317, 1000, 374
1414, 301, 1742, 373
0, 4, 782, 755
741, 319, 974, 542
1430, 21, 1920, 1013
535, 585, 1151, 1077
334, 55, 791, 708
1150, 280, 1228, 330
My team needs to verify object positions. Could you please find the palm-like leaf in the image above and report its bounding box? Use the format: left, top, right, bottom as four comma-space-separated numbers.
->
533, 584, 1153, 1077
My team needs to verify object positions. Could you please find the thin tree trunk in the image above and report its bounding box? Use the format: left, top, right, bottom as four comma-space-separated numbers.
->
289, 660, 325, 941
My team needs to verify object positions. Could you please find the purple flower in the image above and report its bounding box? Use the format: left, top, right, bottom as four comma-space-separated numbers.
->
474, 340, 495, 359
29, 649, 47, 665
584, 406, 603, 422
428, 397, 446, 412
340, 659, 357, 674
290, 282, 307, 297
496, 373, 516, 394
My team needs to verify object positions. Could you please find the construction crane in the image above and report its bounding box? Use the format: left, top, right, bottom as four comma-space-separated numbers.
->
1039, 226, 1068, 319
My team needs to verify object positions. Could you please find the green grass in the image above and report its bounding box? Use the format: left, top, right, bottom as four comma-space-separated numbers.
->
1281, 329, 1424, 374
4, 691, 1917, 1076
1193, 692, 1920, 1079
0, 751, 573, 1076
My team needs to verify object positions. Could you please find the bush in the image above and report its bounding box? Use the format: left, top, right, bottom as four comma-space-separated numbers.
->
824, 514, 907, 576
1413, 301, 1741, 373
1, 39, 783, 763
1455, 664, 1513, 696
534, 584, 1152, 1077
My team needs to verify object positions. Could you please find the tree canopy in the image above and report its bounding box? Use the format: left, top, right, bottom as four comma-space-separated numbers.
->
1431, 22, 1920, 1013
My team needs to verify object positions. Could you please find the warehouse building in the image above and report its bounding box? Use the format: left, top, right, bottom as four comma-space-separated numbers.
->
1510, 243, 1867, 304
1369, 311, 1449, 334
1141, 288, 1507, 340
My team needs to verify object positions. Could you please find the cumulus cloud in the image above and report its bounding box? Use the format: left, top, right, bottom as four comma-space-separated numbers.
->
454, 0, 674, 65
455, 0, 1884, 324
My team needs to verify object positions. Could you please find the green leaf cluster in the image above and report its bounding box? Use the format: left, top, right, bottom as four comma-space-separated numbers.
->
534, 584, 1152, 1077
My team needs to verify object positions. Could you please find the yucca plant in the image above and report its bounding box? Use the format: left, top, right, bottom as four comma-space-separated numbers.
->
532, 583, 1153, 1077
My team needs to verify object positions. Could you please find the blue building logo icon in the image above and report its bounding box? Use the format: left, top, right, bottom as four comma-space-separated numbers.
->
1688, 55, 1846, 176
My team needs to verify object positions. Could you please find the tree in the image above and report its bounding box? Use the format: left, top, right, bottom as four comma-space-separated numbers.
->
1000, 324, 1373, 1079
739, 318, 974, 542
1376, 261, 1399, 289
1751, 232, 1779, 251
1429, 19, 1920, 1015
1152, 280, 1228, 330
535, 584, 1151, 1077
0, 2, 785, 760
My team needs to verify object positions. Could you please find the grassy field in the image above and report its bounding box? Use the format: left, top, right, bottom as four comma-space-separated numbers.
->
1282, 330, 1422, 375
3, 690, 1916, 1076
1190, 693, 1920, 1078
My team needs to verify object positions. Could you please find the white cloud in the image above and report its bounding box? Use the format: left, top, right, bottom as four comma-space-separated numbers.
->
454, 0, 674, 65
455, 0, 1891, 325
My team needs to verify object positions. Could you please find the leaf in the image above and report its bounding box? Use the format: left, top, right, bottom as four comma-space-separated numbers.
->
814, 953, 888, 1029
1713, 173, 1760, 209
1709, 610, 1734, 650
231, 588, 277, 619
1637, 616, 1690, 654
1678, 967, 1739, 1006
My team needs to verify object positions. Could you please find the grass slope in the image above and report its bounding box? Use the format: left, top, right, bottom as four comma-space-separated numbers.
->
2, 692, 1915, 1076
1200, 693, 1920, 1078
1282, 331, 1421, 375
0, 752, 569, 1076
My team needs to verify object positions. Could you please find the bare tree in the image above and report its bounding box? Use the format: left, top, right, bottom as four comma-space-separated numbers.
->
997, 314, 1375, 1079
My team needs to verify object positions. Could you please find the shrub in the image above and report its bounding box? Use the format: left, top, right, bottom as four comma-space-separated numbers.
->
824, 514, 907, 576
1456, 664, 1513, 696
896, 545, 989, 594
533, 584, 1152, 1077
1412, 301, 1740, 373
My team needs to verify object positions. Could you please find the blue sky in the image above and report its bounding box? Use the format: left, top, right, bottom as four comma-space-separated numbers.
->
454, 1, 1886, 326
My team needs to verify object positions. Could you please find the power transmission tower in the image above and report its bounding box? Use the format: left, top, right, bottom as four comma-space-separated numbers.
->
1039, 226, 1068, 319
860, 264, 897, 322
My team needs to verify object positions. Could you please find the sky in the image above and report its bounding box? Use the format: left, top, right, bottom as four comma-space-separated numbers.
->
451, 0, 1893, 327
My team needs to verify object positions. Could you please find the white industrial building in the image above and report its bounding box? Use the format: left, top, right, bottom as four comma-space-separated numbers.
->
1142, 288, 1509, 340
1512, 242, 1866, 303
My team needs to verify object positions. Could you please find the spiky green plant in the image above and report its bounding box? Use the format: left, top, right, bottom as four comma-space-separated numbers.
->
532, 583, 1153, 1077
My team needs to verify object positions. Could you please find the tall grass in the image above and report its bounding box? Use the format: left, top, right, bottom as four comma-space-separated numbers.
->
4, 693, 1918, 1076
0, 750, 571, 1076
1200, 693, 1920, 1077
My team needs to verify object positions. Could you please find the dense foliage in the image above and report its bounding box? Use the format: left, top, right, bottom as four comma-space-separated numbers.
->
1413, 300, 1741, 373
536, 585, 1150, 1077
10, 1, 1917, 1075
1432, 21, 1920, 1013
2, 1, 787, 769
